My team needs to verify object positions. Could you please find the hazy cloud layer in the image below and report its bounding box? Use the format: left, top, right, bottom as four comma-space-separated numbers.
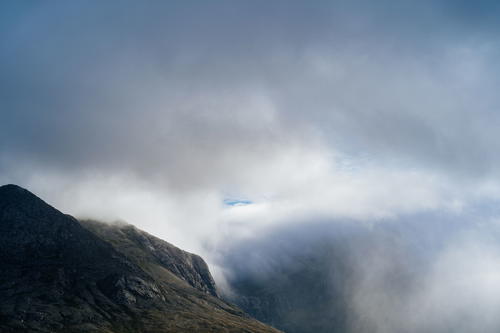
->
3, 2, 500, 329
218, 215, 500, 332
2, 1, 500, 254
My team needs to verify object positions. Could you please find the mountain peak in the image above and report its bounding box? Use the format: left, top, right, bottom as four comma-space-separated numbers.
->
0, 183, 23, 190
0, 183, 66, 229
0, 183, 50, 211
0, 183, 31, 197
0, 185, 281, 332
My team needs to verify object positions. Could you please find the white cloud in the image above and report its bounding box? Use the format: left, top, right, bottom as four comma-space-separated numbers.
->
349, 229, 500, 333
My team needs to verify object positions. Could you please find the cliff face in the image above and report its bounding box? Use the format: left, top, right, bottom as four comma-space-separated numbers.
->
81, 220, 219, 297
0, 184, 281, 333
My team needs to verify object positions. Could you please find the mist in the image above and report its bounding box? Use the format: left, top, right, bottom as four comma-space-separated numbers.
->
218, 214, 500, 332
2, 1, 500, 332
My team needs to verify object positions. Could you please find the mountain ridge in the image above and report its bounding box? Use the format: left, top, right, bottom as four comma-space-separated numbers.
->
0, 184, 281, 333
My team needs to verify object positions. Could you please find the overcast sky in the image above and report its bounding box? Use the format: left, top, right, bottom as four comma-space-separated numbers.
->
2, 0, 500, 256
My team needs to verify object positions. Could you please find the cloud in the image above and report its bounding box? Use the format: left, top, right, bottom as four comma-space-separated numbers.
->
348, 225, 500, 333
1, 0, 500, 257
217, 215, 500, 332
4, 5, 500, 331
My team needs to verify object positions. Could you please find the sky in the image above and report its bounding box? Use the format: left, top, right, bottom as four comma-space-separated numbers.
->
2, 0, 500, 260
4, 2, 500, 330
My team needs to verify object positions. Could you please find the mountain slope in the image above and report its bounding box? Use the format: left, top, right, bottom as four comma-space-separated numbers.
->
80, 220, 219, 297
222, 231, 354, 333
221, 220, 453, 333
0, 184, 281, 333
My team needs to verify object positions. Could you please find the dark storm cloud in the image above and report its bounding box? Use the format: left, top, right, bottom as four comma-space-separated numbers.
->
2, 0, 500, 188
2, 1, 500, 251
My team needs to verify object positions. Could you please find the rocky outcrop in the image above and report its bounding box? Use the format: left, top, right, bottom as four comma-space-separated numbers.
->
81, 220, 219, 297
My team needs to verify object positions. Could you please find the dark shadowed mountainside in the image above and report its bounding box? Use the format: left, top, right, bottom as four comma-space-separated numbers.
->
222, 227, 356, 333
221, 220, 453, 333
0, 184, 281, 333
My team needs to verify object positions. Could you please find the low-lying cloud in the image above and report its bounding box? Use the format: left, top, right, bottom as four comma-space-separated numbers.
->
348, 224, 500, 333
218, 216, 500, 332
2, 3, 500, 317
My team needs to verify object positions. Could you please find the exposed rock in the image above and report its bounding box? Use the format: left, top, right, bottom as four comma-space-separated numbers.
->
0, 184, 281, 333
82, 220, 219, 297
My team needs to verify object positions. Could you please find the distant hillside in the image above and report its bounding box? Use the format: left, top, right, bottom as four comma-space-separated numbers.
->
221, 221, 446, 333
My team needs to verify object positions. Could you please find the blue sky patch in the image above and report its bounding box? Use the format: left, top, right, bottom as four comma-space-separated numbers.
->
224, 199, 253, 206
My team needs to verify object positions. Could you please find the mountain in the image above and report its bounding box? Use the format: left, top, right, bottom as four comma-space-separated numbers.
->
222, 227, 355, 333
0, 184, 281, 333
221, 220, 459, 333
